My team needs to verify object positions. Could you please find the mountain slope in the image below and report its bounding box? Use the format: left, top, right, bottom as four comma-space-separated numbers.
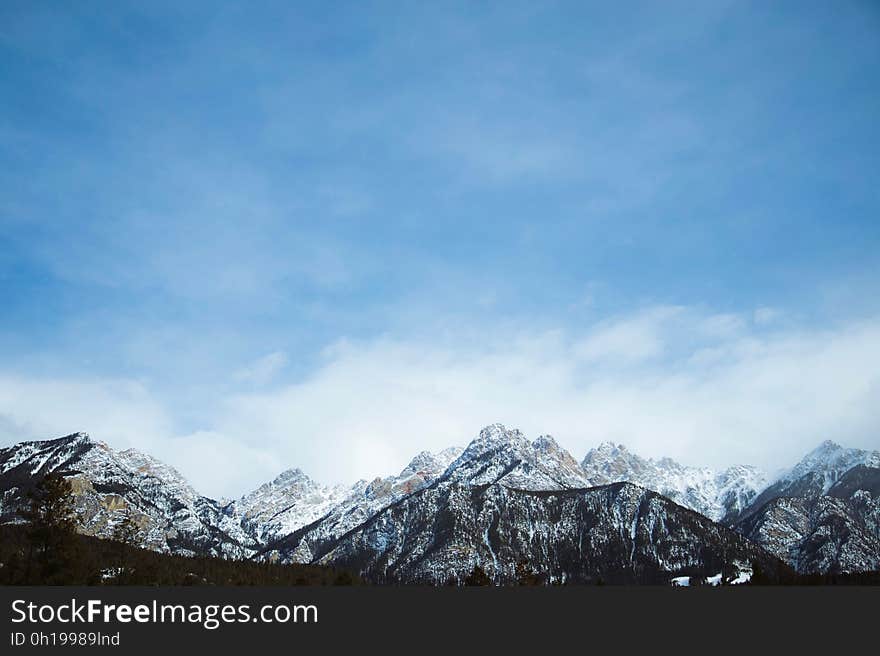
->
260, 446, 462, 563
2, 427, 877, 580
735, 493, 880, 574
738, 441, 880, 522
264, 425, 784, 583
0, 433, 254, 558
732, 442, 880, 574
311, 481, 781, 584
231, 468, 351, 544
580, 442, 766, 522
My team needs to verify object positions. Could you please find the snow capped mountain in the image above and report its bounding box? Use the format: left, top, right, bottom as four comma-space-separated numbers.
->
232, 468, 351, 544
261, 444, 463, 563
263, 424, 777, 584
757, 440, 880, 503
0, 433, 254, 557
2, 425, 878, 579
735, 440, 878, 529
580, 442, 766, 522
732, 442, 880, 574
443, 424, 591, 490
312, 475, 776, 585
252, 424, 777, 583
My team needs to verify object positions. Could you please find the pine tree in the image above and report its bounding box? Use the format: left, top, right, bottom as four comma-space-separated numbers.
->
110, 511, 141, 583
20, 473, 78, 583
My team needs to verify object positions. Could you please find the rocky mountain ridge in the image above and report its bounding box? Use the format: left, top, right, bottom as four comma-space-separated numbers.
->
2, 425, 878, 579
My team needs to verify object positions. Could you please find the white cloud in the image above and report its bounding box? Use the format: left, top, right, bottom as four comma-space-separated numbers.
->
572, 306, 682, 364
0, 376, 171, 449
213, 309, 880, 489
2, 307, 880, 498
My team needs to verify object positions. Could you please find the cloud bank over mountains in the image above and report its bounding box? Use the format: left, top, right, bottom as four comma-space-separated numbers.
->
2, 304, 878, 498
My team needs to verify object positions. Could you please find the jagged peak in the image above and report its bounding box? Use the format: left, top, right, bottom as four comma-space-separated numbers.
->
455, 424, 531, 459
785, 439, 880, 483
807, 439, 843, 455
436, 445, 464, 461
532, 434, 560, 450
477, 423, 525, 442
455, 424, 533, 464
401, 450, 437, 473
591, 441, 629, 454
33, 431, 93, 447
247, 467, 316, 493
274, 467, 309, 482
0, 431, 100, 460
400, 446, 462, 477
581, 441, 636, 466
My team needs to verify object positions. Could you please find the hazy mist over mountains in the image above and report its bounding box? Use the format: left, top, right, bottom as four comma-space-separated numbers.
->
3, 307, 880, 499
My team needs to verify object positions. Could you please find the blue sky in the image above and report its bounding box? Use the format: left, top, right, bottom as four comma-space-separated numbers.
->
1, 1, 879, 496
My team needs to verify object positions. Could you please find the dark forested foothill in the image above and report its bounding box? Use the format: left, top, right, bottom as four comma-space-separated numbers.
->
0, 522, 362, 586
0, 475, 361, 586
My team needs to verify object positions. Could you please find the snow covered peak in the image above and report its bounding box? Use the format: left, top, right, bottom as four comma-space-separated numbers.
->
581, 444, 766, 521
532, 434, 563, 452
476, 423, 529, 445
532, 434, 555, 447
270, 468, 312, 485
0, 431, 104, 477
447, 424, 533, 476
235, 466, 348, 542
581, 442, 650, 482
399, 447, 462, 479
779, 440, 880, 493
243, 467, 318, 499
594, 441, 629, 454
0, 432, 255, 557
445, 425, 590, 490
114, 447, 192, 490
532, 435, 583, 472
815, 439, 841, 451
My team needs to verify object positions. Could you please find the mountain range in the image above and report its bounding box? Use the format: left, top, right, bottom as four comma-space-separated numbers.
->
1, 424, 878, 583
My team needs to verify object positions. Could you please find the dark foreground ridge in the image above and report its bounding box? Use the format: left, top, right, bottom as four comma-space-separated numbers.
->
4, 521, 879, 586
0, 523, 360, 586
